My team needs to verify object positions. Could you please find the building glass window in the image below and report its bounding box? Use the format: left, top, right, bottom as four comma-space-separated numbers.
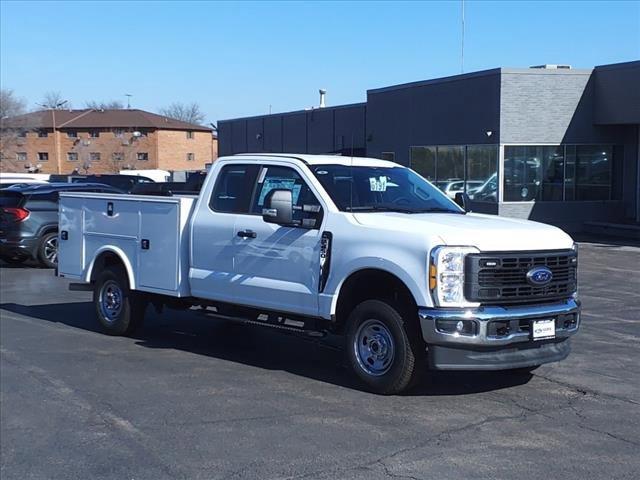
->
67, 131, 78, 138
410, 146, 436, 181
466, 145, 498, 202
410, 145, 498, 202
17, 130, 27, 138
38, 152, 49, 161
17, 152, 27, 162
38, 130, 48, 138
112, 152, 124, 162
504, 145, 613, 202
435, 146, 465, 190
187, 131, 194, 139
137, 152, 149, 161
90, 152, 101, 162
90, 130, 100, 138
575, 145, 612, 200
67, 152, 78, 161
113, 129, 125, 138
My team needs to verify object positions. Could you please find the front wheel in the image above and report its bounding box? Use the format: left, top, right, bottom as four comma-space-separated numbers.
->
94, 266, 146, 336
345, 300, 423, 395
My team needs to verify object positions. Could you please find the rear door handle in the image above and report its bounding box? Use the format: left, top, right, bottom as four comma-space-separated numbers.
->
237, 229, 257, 239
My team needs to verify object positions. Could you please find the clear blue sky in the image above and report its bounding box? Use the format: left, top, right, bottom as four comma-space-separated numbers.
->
1, 0, 638, 125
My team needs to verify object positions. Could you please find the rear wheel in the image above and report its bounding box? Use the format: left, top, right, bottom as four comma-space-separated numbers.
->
346, 299, 423, 395
94, 266, 146, 336
37, 232, 58, 268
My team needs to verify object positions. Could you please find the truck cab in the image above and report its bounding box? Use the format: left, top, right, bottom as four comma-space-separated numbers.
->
58, 154, 581, 394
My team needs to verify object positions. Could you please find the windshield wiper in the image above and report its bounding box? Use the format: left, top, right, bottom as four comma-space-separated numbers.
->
414, 207, 465, 214
345, 205, 417, 214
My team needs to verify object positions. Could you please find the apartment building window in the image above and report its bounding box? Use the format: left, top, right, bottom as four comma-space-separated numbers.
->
137, 152, 149, 161
187, 131, 194, 139
16, 152, 27, 162
113, 129, 125, 138
38, 152, 49, 161
38, 130, 48, 138
90, 152, 101, 162
187, 153, 195, 161
67, 131, 78, 138
17, 130, 27, 138
112, 152, 124, 162
89, 130, 100, 138
67, 152, 78, 161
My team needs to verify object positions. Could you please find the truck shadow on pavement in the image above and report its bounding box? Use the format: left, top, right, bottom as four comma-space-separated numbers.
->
0, 301, 533, 396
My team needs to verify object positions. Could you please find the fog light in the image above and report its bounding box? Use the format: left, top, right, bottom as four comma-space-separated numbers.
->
436, 319, 478, 336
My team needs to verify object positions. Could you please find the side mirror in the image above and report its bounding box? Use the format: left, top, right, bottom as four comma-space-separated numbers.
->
454, 192, 471, 212
262, 189, 293, 225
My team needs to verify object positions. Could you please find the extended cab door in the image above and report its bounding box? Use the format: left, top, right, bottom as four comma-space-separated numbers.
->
189, 164, 260, 303
233, 164, 325, 317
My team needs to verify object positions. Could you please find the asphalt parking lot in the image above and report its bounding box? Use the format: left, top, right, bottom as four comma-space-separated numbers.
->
1, 239, 639, 480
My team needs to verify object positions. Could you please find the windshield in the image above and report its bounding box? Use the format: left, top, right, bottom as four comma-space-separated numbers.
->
311, 165, 463, 214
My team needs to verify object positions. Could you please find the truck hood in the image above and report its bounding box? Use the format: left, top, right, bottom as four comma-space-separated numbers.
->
352, 212, 574, 252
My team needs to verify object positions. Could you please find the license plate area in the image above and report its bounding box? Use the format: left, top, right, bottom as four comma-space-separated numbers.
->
532, 318, 556, 340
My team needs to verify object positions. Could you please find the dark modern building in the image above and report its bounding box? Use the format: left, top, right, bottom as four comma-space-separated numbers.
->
218, 61, 640, 234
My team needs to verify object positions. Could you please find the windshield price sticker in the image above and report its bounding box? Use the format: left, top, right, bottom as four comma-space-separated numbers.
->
369, 176, 388, 192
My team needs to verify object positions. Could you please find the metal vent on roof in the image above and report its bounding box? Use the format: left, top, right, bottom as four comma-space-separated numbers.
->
529, 64, 572, 70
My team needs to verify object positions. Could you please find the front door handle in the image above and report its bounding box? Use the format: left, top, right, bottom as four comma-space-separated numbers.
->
237, 229, 257, 239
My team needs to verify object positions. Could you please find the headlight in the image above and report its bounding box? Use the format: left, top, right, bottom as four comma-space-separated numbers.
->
429, 246, 479, 307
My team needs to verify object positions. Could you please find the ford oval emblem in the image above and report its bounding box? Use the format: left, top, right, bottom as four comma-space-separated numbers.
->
526, 267, 553, 286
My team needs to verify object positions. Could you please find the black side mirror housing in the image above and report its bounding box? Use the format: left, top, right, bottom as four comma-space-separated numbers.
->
262, 189, 294, 225
454, 192, 471, 211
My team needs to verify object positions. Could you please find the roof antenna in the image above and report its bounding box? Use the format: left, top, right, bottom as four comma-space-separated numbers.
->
125, 93, 132, 109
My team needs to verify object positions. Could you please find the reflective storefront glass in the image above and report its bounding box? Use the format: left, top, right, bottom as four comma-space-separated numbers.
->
409, 145, 498, 202
504, 145, 613, 202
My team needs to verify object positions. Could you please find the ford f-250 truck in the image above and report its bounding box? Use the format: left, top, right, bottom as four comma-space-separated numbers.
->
57, 154, 580, 394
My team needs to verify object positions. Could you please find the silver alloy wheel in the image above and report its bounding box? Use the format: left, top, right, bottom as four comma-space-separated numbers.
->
353, 319, 396, 376
44, 236, 58, 264
99, 280, 123, 324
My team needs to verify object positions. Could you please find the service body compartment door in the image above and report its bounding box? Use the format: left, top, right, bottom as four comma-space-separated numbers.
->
138, 202, 180, 291
58, 196, 85, 276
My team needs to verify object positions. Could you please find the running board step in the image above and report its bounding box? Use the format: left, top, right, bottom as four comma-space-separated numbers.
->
199, 308, 328, 338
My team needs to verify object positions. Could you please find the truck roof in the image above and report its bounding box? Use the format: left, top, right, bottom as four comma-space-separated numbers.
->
226, 153, 399, 168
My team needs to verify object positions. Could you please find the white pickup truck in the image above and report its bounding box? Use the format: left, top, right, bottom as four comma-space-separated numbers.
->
57, 154, 580, 394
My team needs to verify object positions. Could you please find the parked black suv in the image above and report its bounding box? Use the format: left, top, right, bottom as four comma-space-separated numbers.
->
0, 183, 123, 267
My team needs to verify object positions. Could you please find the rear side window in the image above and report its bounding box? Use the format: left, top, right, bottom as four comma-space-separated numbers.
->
24, 192, 59, 209
209, 164, 260, 213
0, 192, 25, 207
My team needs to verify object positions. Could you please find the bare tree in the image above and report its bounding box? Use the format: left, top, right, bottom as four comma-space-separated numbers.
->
159, 102, 205, 125
85, 100, 125, 110
1, 88, 30, 172
39, 91, 70, 109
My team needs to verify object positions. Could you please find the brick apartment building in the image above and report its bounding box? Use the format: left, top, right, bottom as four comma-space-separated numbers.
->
0, 109, 217, 174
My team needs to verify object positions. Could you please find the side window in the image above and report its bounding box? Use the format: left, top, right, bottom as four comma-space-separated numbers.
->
210, 164, 260, 213
251, 166, 322, 225
24, 192, 59, 209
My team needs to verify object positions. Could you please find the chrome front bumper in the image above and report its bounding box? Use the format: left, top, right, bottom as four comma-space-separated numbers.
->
418, 298, 581, 370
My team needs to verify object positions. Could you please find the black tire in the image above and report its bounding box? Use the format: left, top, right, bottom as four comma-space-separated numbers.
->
93, 266, 146, 336
0, 253, 28, 265
37, 231, 58, 268
346, 299, 423, 395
